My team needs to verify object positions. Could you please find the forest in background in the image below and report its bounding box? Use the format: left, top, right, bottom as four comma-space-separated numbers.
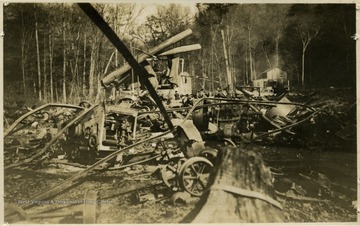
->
3, 3, 356, 105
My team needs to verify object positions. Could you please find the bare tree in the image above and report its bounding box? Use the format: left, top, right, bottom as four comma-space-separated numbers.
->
49, 32, 54, 102
221, 29, 232, 94
142, 3, 193, 45
82, 32, 87, 96
20, 8, 34, 97
62, 3, 67, 103
289, 5, 320, 86
298, 27, 319, 86
35, 9, 42, 101
234, 4, 262, 81
43, 32, 47, 102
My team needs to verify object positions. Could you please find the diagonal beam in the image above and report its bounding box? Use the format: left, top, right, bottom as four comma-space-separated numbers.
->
78, 3, 173, 130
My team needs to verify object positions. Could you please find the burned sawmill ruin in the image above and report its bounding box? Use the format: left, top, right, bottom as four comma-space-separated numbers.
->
2, 2, 357, 224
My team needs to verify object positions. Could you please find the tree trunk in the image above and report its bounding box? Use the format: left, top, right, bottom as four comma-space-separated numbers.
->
188, 147, 284, 223
55, 81, 58, 102
275, 35, 280, 67
21, 43, 27, 96
82, 32, 87, 96
43, 33, 47, 102
20, 9, 30, 97
62, 3, 67, 103
49, 33, 54, 102
96, 38, 103, 101
221, 30, 232, 95
253, 51, 257, 80
89, 46, 96, 98
245, 51, 248, 84
248, 28, 253, 81
298, 29, 318, 87
294, 64, 300, 85
35, 18, 42, 101
301, 48, 305, 86
33, 79, 36, 95
210, 28, 214, 91
262, 45, 272, 68
114, 5, 119, 68
69, 29, 81, 102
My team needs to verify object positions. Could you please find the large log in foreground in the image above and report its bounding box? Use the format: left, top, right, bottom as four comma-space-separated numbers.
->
187, 147, 284, 223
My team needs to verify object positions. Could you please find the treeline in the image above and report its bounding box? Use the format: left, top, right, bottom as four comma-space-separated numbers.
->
6, 4, 85, 104
3, 3, 356, 105
192, 4, 356, 91
4, 3, 150, 104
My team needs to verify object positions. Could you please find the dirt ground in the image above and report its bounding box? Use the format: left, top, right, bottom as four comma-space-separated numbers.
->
3, 87, 358, 223
4, 142, 357, 223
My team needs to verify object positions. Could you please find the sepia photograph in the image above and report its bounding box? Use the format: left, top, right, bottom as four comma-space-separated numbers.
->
1, 1, 358, 224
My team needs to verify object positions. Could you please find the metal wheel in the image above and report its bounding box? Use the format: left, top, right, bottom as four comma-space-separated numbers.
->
178, 156, 213, 196
199, 148, 218, 165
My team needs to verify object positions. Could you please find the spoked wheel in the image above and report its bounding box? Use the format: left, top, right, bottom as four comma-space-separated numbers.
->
178, 156, 213, 197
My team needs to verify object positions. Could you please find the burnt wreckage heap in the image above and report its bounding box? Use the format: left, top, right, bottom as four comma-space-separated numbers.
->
3, 3, 346, 224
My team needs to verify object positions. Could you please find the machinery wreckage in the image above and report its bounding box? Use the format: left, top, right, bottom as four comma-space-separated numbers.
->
3, 3, 342, 223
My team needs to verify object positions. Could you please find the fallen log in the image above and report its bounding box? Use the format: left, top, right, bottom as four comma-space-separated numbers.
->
187, 147, 284, 223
